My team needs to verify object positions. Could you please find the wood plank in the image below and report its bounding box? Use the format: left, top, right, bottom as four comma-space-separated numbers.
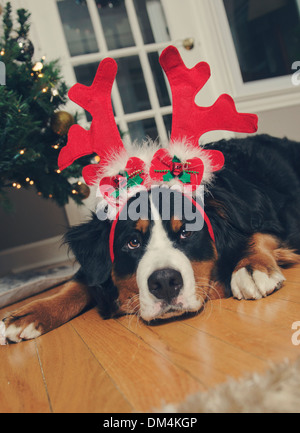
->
119, 314, 270, 388
35, 322, 132, 413
117, 317, 228, 388
0, 340, 50, 413
72, 308, 203, 412
282, 265, 300, 284
221, 290, 300, 328
184, 300, 300, 364
272, 284, 300, 303
273, 268, 300, 303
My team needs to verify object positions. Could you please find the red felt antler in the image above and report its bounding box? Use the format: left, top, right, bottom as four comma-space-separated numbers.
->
58, 58, 124, 185
159, 46, 258, 145
58, 46, 258, 191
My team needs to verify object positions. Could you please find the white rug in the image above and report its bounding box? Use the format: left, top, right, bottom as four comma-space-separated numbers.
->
160, 357, 300, 413
0, 261, 79, 309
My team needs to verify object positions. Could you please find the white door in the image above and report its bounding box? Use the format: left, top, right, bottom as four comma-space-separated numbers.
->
21, 0, 223, 224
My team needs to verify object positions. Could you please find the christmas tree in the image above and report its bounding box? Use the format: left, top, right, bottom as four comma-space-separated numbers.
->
0, 2, 92, 210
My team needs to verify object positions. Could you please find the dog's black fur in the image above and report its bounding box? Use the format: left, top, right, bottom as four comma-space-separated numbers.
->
65, 134, 300, 318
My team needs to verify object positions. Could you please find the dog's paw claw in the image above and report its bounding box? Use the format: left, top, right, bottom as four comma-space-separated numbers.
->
231, 267, 285, 300
0, 321, 7, 345
3, 320, 42, 344
1, 303, 46, 344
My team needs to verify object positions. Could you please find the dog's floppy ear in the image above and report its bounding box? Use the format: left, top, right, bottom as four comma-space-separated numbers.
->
64, 213, 112, 287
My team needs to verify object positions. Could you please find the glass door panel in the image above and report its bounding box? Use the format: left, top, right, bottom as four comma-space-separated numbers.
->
148, 52, 171, 107
57, 0, 99, 56
73, 62, 98, 85
127, 118, 158, 142
96, 1, 135, 49
163, 114, 172, 137
133, 0, 170, 43
56, 0, 173, 143
223, 0, 300, 82
115, 56, 151, 114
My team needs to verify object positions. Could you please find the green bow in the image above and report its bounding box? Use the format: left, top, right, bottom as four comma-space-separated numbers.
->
162, 156, 191, 183
110, 171, 143, 198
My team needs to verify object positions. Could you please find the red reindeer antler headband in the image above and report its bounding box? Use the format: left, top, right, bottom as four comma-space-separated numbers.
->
58, 46, 257, 185
58, 46, 258, 260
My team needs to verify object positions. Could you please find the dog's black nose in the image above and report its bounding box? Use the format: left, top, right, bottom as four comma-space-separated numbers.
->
148, 268, 183, 303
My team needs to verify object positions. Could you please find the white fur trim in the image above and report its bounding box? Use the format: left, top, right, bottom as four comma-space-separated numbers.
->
93, 139, 217, 219
95, 139, 161, 181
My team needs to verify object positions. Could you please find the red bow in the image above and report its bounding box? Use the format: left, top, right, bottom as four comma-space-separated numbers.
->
99, 148, 225, 205
99, 157, 146, 206
149, 148, 224, 190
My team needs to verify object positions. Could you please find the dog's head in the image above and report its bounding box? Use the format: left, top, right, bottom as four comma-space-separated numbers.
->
66, 188, 224, 322
60, 47, 257, 322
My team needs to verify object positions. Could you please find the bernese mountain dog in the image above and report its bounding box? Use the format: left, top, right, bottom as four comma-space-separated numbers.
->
2, 134, 300, 343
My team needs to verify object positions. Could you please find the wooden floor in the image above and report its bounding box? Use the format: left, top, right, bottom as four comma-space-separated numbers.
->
0, 265, 299, 413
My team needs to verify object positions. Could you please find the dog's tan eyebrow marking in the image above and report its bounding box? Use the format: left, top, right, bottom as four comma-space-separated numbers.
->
135, 218, 150, 234
170, 216, 183, 233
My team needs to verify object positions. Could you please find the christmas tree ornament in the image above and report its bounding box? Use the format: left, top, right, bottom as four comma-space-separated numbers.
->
72, 181, 90, 199
50, 87, 61, 102
50, 111, 75, 136
14, 35, 34, 61
51, 88, 59, 97
58, 45, 258, 262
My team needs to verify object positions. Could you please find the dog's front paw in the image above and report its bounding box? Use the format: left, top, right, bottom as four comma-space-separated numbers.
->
230, 267, 285, 300
1, 300, 51, 344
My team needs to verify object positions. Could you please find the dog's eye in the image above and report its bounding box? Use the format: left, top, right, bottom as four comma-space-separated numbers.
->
128, 238, 141, 250
180, 229, 192, 239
